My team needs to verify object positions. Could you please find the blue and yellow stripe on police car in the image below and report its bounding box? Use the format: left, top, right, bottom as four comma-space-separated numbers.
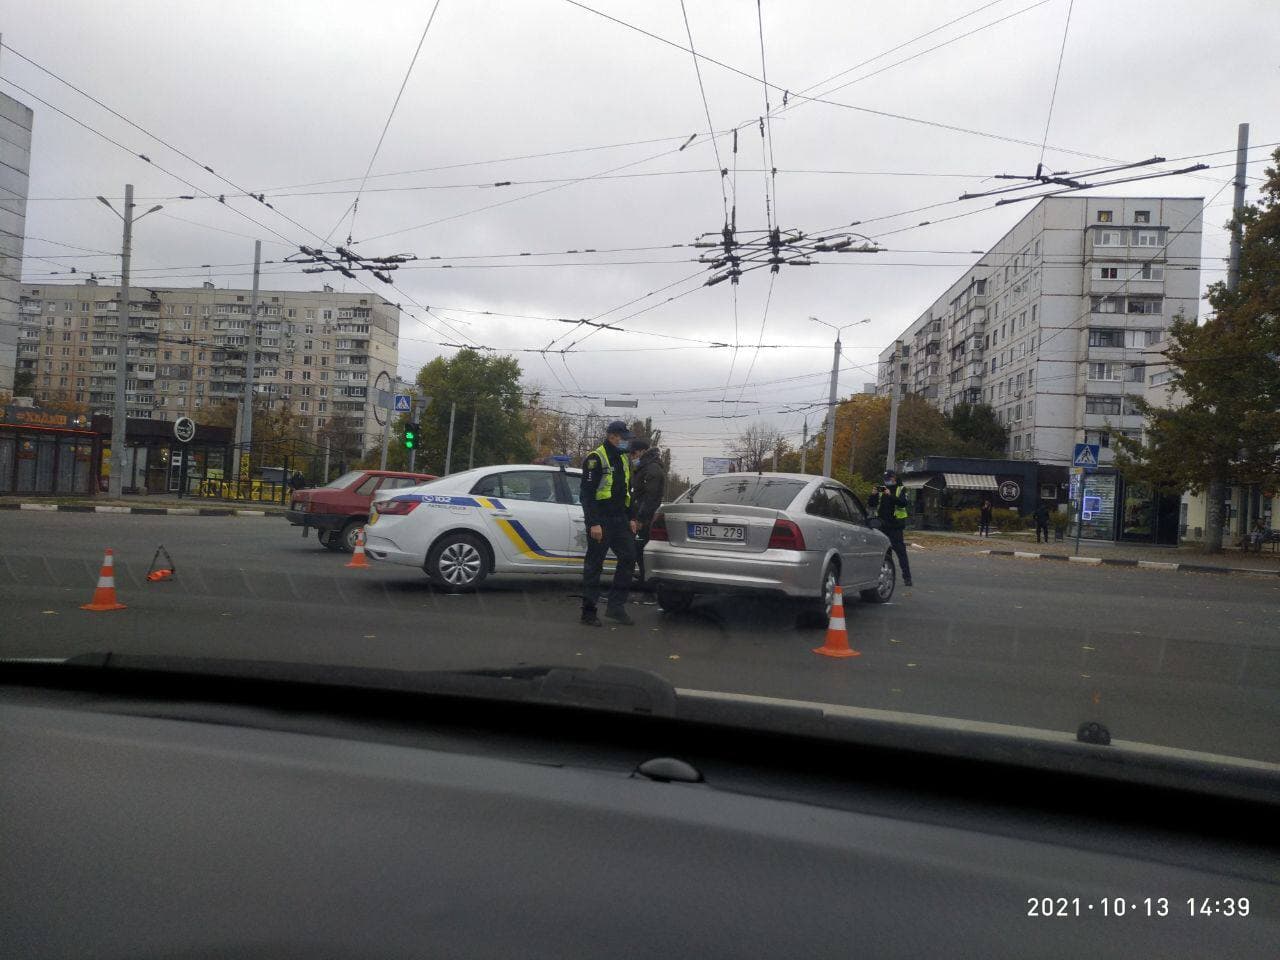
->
388, 492, 614, 567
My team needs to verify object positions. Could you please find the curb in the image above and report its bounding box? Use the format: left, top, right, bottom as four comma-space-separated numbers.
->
1, 502, 283, 517
984, 549, 1280, 578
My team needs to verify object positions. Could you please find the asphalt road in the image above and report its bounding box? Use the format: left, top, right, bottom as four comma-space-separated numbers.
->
3, 511, 1278, 763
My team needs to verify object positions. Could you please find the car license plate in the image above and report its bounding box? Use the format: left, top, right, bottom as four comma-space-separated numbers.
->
688, 522, 745, 542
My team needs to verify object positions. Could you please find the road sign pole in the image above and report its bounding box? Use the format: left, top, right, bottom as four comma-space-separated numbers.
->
379, 409, 391, 470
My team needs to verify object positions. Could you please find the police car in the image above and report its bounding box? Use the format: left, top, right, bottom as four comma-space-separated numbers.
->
364, 463, 615, 589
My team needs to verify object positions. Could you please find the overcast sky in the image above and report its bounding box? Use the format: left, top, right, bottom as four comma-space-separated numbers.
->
4, 0, 1276, 474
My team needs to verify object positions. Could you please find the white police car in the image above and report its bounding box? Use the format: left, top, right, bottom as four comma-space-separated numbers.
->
364, 464, 615, 589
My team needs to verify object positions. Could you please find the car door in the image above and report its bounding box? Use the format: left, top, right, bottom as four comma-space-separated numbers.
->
472, 469, 577, 570
817, 485, 864, 584
838, 488, 882, 585
802, 487, 844, 576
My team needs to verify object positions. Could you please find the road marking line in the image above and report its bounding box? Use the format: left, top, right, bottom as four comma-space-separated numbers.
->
1068, 556, 1103, 565
19, 503, 58, 511
1137, 560, 1178, 570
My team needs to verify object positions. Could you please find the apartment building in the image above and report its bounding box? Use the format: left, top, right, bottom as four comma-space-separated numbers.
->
876, 196, 1203, 467
17, 280, 400, 453
0, 92, 33, 391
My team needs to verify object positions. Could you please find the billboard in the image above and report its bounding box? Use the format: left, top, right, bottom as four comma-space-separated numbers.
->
702, 457, 740, 476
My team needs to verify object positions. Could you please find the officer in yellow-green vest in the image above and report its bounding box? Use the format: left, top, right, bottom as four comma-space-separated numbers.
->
578, 420, 638, 626
868, 469, 913, 587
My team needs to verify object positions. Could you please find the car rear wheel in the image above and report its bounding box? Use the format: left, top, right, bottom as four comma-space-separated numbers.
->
338, 520, 364, 553
427, 533, 489, 590
860, 552, 896, 604
655, 585, 694, 613
799, 560, 840, 626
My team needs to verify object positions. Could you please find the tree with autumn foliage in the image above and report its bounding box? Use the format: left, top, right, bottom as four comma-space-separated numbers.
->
1115, 148, 1280, 553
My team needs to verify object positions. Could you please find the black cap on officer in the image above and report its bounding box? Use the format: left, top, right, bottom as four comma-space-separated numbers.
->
606, 420, 633, 440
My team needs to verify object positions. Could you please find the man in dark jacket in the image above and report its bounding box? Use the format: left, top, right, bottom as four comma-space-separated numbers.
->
579, 420, 637, 626
868, 469, 913, 587
1032, 501, 1051, 543
628, 438, 666, 589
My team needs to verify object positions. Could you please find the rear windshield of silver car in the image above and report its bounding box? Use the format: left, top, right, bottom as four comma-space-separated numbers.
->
682, 477, 806, 509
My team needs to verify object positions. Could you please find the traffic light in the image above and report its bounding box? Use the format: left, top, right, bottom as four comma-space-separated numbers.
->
403, 421, 418, 451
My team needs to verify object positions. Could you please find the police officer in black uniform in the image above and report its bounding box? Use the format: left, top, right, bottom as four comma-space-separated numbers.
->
579, 420, 637, 626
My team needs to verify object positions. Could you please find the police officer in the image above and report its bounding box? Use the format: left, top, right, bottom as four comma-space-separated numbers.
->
627, 437, 666, 589
868, 469, 913, 587
579, 420, 638, 626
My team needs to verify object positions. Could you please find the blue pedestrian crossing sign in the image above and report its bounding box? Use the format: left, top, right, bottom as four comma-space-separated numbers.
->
1073, 443, 1100, 471
393, 394, 412, 413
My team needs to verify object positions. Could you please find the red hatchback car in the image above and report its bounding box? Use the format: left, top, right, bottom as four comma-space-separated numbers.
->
286, 469, 438, 552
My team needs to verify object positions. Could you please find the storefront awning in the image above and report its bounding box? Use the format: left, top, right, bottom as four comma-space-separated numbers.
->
899, 476, 937, 489
943, 473, 999, 490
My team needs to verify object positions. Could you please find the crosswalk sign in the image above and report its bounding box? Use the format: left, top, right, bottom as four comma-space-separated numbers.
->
393, 394, 412, 413
1073, 443, 1100, 471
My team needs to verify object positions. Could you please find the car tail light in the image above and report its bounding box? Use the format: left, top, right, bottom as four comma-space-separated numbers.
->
767, 519, 806, 551
649, 512, 668, 541
376, 499, 419, 516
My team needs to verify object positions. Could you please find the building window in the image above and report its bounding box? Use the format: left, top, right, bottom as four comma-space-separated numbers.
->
1013, 435, 1022, 451
1089, 362, 1122, 381
1085, 430, 1110, 448
1150, 370, 1175, 386
1095, 266, 1120, 280
1097, 210, 1113, 223
1133, 229, 1161, 247
1139, 263, 1164, 280
1095, 229, 1125, 246
1134, 210, 1151, 224
1126, 298, 1162, 315
1085, 395, 1122, 415
1088, 328, 1124, 348
81, 302, 90, 313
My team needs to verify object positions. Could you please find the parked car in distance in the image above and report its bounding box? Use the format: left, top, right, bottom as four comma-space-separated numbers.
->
286, 469, 438, 552
643, 473, 896, 620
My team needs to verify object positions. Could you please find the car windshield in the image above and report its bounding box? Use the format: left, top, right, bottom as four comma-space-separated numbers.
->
4, 0, 1278, 796
682, 476, 806, 509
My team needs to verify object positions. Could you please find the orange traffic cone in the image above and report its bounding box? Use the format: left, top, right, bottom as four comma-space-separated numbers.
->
345, 527, 370, 569
813, 585, 859, 658
81, 548, 127, 612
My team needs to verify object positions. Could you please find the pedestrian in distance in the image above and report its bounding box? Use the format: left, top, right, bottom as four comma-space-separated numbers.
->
1033, 501, 1051, 544
579, 420, 638, 627
628, 437, 666, 591
869, 469, 913, 587
979, 498, 993, 538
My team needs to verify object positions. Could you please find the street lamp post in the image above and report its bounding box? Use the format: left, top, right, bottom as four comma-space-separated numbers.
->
98, 185, 162, 498
810, 317, 870, 478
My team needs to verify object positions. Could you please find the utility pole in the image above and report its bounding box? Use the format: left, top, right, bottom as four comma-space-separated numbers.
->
811, 316, 869, 478
239, 240, 261, 480
1226, 122, 1250, 293
1209, 121, 1251, 549
444, 401, 456, 474
885, 389, 900, 471
323, 436, 331, 483
107, 185, 133, 499
97, 185, 162, 498
800, 419, 808, 473
468, 408, 479, 470
379, 407, 392, 470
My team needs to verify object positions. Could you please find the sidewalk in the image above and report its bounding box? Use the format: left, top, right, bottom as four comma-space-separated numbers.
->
0, 492, 287, 516
910, 529, 1280, 574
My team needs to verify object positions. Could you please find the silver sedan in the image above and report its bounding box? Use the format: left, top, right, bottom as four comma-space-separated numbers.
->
644, 473, 896, 618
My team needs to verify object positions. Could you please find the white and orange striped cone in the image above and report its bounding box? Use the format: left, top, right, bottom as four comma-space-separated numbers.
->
813, 585, 859, 658
345, 527, 370, 569
81, 548, 127, 612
